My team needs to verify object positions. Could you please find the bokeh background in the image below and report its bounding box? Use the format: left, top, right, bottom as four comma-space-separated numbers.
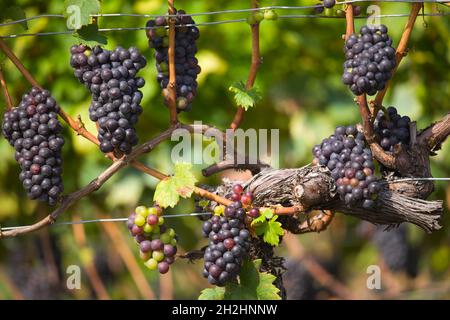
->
0, 0, 449, 299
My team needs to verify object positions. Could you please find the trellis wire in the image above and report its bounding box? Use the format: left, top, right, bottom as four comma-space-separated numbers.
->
0, 212, 212, 232
0, 12, 449, 39
0, 0, 448, 28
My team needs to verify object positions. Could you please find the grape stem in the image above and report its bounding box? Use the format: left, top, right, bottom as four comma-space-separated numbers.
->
344, 4, 354, 40
356, 95, 396, 168
0, 65, 14, 110
373, 2, 423, 111
167, 0, 179, 126
230, 0, 261, 130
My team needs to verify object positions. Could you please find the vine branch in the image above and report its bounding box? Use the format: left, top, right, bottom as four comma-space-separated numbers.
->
230, 0, 261, 130
0, 66, 13, 110
167, 0, 178, 125
373, 2, 423, 109
344, 4, 354, 40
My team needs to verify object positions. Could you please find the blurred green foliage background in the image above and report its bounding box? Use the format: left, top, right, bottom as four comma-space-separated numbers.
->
0, 0, 449, 299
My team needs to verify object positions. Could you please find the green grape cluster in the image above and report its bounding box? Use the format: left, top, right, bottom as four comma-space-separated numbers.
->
127, 205, 178, 274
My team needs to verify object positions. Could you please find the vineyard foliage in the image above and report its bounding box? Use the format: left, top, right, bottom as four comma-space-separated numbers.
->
0, 0, 449, 299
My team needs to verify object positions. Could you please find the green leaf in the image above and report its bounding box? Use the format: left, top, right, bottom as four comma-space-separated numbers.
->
239, 259, 260, 291
153, 162, 198, 208
260, 207, 274, 219
198, 287, 225, 300
0, 6, 28, 30
257, 272, 281, 300
251, 213, 267, 226
64, 0, 100, 30
201, 259, 280, 300
229, 81, 261, 111
173, 162, 197, 198
263, 216, 284, 246
75, 23, 107, 46
153, 178, 180, 208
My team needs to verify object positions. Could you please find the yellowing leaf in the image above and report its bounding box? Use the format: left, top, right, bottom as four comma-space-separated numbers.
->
173, 162, 197, 198
153, 162, 197, 208
153, 178, 180, 208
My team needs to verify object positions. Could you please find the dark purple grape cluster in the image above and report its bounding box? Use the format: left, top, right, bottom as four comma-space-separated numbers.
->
312, 125, 381, 209
145, 9, 201, 112
202, 185, 253, 286
70, 44, 146, 155
373, 225, 417, 276
374, 106, 411, 152
342, 24, 396, 95
322, 0, 336, 8
1, 87, 64, 205
127, 205, 178, 274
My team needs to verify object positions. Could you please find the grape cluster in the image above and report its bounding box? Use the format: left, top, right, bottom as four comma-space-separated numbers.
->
201, 184, 255, 286
374, 106, 411, 152
342, 24, 396, 95
127, 205, 178, 274
373, 225, 418, 276
145, 9, 200, 112
283, 259, 316, 300
312, 125, 381, 208
70, 44, 146, 155
1, 87, 64, 205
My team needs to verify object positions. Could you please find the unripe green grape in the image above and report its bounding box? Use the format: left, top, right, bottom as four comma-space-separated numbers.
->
264, 9, 278, 21
214, 205, 224, 216
134, 215, 146, 227
135, 206, 148, 217
253, 11, 264, 22
160, 232, 172, 244
168, 228, 176, 238
152, 225, 160, 234
152, 250, 165, 262
145, 258, 158, 270
324, 8, 334, 16
158, 216, 165, 225
176, 97, 188, 110
170, 238, 177, 246
143, 223, 153, 233
148, 207, 158, 216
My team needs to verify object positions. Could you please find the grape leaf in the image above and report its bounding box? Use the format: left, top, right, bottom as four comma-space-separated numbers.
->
251, 207, 274, 226
153, 162, 197, 208
257, 272, 281, 300
153, 178, 180, 208
74, 23, 107, 46
64, 0, 100, 30
173, 162, 197, 198
263, 216, 284, 246
252, 210, 284, 246
214, 259, 280, 300
229, 81, 261, 111
198, 287, 225, 300
0, 6, 28, 30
